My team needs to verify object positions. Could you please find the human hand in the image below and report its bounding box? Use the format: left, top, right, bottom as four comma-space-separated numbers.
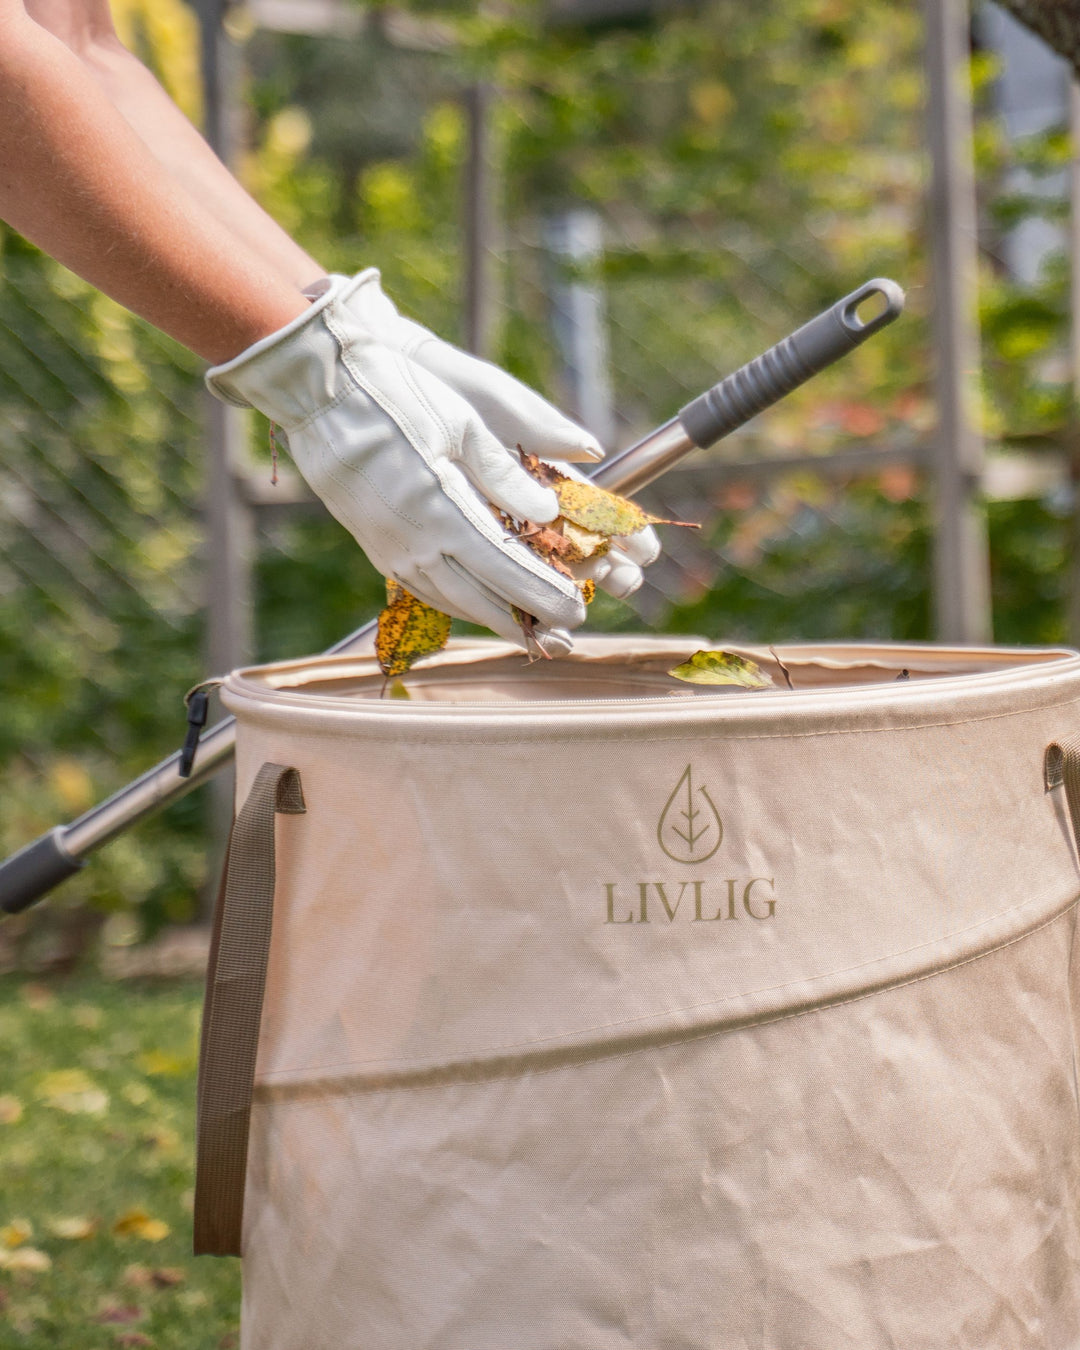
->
205, 276, 594, 654
339, 269, 660, 602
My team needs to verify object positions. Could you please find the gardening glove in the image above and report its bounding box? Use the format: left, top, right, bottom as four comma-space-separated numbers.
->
205, 275, 588, 654
338, 268, 661, 598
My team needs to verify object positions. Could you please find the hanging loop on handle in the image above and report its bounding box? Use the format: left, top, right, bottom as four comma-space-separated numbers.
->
194, 762, 305, 1258
677, 277, 905, 452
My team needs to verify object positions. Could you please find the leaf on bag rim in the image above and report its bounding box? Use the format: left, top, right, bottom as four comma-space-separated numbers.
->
578, 577, 596, 604
376, 580, 452, 678
667, 650, 776, 689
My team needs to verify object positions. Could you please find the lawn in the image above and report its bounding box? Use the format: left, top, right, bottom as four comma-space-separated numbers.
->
0, 976, 240, 1349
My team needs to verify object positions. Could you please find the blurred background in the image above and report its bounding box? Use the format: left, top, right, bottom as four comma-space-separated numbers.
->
2, 0, 1078, 965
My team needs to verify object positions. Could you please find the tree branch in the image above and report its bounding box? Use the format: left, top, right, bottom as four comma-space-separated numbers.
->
994, 0, 1080, 79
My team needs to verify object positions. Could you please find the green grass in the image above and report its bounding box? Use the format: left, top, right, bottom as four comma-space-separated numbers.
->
0, 976, 240, 1349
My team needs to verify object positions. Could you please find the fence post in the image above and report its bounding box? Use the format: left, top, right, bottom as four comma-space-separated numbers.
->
1068, 78, 1080, 648
463, 83, 500, 359
923, 0, 993, 643
192, 0, 255, 913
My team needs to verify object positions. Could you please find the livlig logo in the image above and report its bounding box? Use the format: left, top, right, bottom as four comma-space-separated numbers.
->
657, 764, 722, 864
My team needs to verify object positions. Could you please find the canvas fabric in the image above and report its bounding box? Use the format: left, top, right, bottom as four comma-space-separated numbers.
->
201, 636, 1080, 1349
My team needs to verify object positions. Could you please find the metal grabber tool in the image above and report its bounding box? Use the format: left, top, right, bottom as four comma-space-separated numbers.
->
0, 277, 904, 915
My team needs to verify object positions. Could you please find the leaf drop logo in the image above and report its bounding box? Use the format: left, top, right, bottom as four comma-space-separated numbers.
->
657, 764, 723, 864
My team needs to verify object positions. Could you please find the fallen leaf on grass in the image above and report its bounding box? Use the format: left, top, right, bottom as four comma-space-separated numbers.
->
0, 1096, 23, 1125
36, 1069, 109, 1116
667, 651, 776, 689
113, 1209, 170, 1243
122, 1263, 184, 1290
1, 1220, 32, 1248
137, 1050, 191, 1078
46, 1216, 96, 1241
0, 1248, 51, 1272
376, 580, 453, 678
20, 983, 54, 1011
94, 1303, 145, 1325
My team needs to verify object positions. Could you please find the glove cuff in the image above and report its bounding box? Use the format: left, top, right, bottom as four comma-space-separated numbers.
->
205, 275, 353, 428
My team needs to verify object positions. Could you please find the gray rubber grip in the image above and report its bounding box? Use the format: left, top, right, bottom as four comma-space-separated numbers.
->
0, 829, 83, 915
678, 278, 905, 450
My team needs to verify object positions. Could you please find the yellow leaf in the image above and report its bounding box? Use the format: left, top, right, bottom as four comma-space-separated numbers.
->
47, 1216, 96, 1241
376, 580, 452, 678
137, 1050, 191, 1078
554, 478, 657, 536
667, 651, 776, 689
0, 1246, 51, 1272
1, 1219, 32, 1248
0, 1095, 23, 1125
579, 578, 597, 605
50, 758, 94, 813
36, 1069, 109, 1116
113, 1209, 170, 1242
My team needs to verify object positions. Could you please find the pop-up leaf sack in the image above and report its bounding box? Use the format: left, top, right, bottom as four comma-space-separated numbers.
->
195, 635, 1080, 1350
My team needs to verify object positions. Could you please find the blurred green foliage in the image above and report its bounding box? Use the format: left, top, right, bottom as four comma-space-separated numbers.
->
0, 0, 1078, 959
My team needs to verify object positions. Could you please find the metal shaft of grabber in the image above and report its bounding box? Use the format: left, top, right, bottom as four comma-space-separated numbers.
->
0, 278, 904, 915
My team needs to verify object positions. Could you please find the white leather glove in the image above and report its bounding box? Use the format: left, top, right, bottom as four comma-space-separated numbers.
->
206, 275, 594, 653
337, 269, 660, 599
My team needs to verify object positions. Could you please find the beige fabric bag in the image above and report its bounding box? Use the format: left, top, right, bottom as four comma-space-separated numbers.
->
195, 635, 1080, 1350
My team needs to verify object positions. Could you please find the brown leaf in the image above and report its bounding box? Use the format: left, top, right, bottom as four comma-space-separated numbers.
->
517, 450, 568, 490
375, 579, 452, 678
94, 1304, 145, 1325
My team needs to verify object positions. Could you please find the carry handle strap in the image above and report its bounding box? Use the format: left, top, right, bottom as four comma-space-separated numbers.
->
1046, 736, 1080, 857
194, 762, 305, 1258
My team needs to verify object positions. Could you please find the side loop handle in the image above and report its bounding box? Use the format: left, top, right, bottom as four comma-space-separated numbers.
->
1046, 736, 1080, 857
194, 763, 305, 1257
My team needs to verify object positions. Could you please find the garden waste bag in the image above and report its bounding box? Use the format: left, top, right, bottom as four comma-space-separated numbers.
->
194, 634, 1080, 1350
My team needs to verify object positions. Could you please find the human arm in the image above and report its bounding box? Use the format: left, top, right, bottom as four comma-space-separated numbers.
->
0, 0, 309, 361
23, 0, 326, 292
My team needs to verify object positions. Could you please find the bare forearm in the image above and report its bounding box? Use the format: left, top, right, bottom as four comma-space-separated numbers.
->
24, 0, 325, 291
85, 38, 326, 291
0, 13, 308, 361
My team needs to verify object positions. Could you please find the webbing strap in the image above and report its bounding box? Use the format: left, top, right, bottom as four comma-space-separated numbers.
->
193, 763, 305, 1257
1047, 736, 1080, 853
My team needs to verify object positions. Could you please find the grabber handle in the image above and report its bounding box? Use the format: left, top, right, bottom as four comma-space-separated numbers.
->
677, 278, 905, 450
0, 829, 83, 916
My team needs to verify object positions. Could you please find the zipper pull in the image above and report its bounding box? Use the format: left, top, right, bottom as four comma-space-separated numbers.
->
180, 680, 223, 779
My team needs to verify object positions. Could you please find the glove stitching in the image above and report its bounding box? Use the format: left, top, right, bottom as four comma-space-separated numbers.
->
305, 427, 423, 545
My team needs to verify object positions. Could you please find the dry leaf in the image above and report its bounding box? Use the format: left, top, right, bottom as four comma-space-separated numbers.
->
0, 1096, 22, 1125
667, 651, 776, 689
559, 519, 610, 562
94, 1304, 145, 1325
579, 578, 596, 605
376, 580, 452, 678
37, 1069, 109, 1116
46, 1216, 96, 1241
113, 1209, 170, 1242
0, 1247, 51, 1272
1, 1219, 32, 1248
518, 450, 697, 538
